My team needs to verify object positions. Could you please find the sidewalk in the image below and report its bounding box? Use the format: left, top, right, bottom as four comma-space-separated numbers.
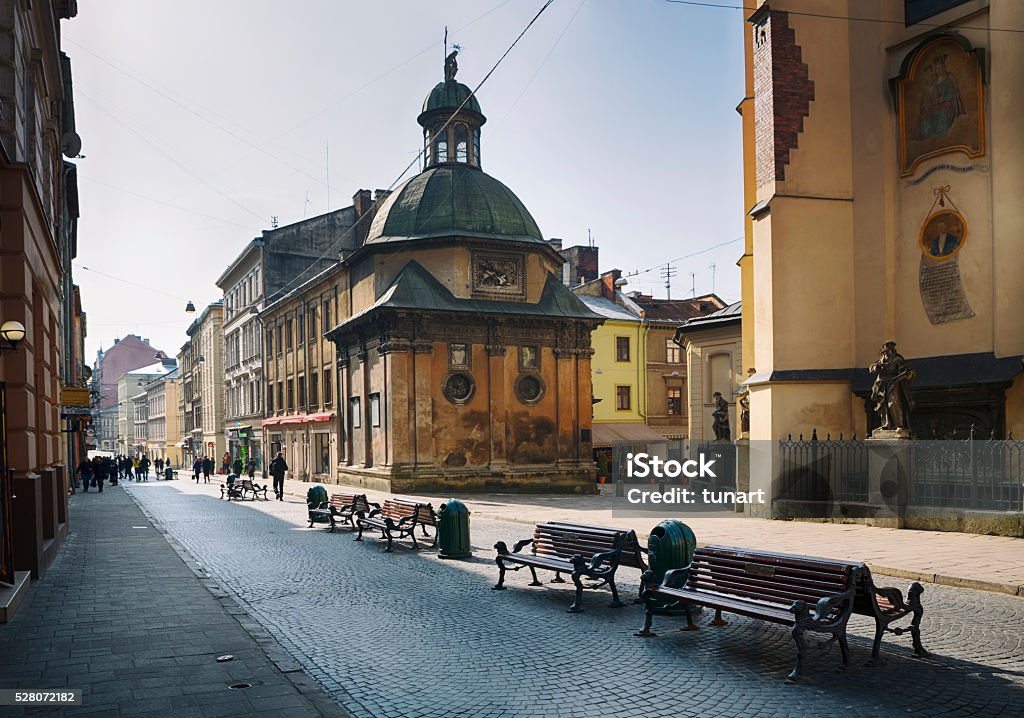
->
283, 477, 1024, 596
0, 485, 346, 717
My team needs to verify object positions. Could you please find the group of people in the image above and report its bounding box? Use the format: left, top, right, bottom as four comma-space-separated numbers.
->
192, 455, 258, 485
74, 454, 174, 492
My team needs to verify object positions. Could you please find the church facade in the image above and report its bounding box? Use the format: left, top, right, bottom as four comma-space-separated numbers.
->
739, 1, 1024, 444
322, 58, 603, 493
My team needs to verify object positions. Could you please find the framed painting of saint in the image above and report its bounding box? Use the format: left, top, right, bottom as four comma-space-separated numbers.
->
897, 36, 984, 177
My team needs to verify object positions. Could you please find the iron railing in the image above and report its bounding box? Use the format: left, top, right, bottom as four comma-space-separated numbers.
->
778, 430, 1024, 512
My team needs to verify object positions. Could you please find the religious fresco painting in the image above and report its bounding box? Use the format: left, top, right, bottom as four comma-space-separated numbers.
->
898, 36, 984, 177
918, 208, 967, 261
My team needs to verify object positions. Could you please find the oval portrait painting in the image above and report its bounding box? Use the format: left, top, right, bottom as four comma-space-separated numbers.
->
919, 209, 967, 261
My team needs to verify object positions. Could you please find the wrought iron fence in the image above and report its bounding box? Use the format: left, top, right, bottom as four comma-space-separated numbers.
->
777, 431, 868, 503
777, 431, 1024, 512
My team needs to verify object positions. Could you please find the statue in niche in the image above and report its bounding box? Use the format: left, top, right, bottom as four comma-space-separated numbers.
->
869, 341, 916, 433
738, 389, 750, 436
712, 391, 731, 442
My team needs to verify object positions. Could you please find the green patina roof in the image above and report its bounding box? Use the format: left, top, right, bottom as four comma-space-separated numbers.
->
420, 80, 484, 120
326, 261, 603, 337
364, 164, 544, 245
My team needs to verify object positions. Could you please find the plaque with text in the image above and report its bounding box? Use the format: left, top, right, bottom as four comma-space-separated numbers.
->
919, 256, 974, 324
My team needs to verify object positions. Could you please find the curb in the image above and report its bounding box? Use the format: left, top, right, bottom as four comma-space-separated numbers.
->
125, 486, 355, 718
286, 487, 1024, 599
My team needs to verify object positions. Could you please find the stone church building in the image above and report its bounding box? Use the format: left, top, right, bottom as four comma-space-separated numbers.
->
323, 60, 603, 493
739, 1, 1024, 443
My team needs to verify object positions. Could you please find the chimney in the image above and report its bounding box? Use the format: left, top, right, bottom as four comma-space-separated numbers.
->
547, 237, 563, 251
600, 269, 621, 301
352, 189, 373, 245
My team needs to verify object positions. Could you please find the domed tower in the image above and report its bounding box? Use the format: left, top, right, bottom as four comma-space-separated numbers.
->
326, 55, 603, 494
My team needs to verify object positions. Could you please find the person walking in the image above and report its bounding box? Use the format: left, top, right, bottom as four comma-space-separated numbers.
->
193, 457, 202, 483
245, 458, 256, 481
231, 456, 243, 477
140, 455, 151, 482
269, 452, 287, 501
202, 456, 213, 484
91, 456, 106, 493
105, 456, 117, 486
124, 456, 134, 482
76, 457, 93, 493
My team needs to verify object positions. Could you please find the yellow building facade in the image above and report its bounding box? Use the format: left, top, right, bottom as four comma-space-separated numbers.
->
740, 0, 1024, 443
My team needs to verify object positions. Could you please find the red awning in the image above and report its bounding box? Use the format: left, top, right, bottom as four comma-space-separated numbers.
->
262, 412, 336, 427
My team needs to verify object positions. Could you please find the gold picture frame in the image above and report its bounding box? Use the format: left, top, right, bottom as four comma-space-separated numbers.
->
918, 209, 967, 262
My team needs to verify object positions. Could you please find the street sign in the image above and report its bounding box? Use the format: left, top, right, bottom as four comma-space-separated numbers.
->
61, 386, 91, 407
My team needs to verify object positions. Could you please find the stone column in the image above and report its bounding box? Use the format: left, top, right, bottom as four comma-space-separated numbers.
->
412, 341, 434, 468
486, 341, 507, 467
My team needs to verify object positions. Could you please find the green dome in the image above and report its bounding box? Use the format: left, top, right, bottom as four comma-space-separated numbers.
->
419, 81, 485, 124
365, 164, 543, 245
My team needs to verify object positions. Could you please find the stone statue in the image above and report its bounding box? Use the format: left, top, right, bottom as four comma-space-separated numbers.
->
712, 391, 731, 441
445, 50, 459, 81
738, 389, 750, 436
869, 341, 916, 434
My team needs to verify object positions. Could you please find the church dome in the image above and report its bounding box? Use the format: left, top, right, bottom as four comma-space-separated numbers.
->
364, 164, 543, 245
418, 80, 485, 124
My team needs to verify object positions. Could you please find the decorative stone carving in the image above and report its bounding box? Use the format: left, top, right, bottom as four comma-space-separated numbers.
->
712, 391, 731, 442
514, 374, 545, 405
471, 251, 525, 299
443, 372, 475, 404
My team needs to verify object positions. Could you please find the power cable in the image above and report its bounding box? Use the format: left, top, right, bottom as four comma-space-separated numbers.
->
623, 237, 743, 279
77, 89, 267, 222
77, 175, 262, 231
664, 0, 1024, 33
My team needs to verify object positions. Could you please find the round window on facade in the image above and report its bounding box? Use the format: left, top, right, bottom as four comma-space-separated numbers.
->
515, 374, 545, 405
443, 372, 476, 404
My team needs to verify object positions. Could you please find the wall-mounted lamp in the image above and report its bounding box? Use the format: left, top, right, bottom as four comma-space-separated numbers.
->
0, 320, 26, 355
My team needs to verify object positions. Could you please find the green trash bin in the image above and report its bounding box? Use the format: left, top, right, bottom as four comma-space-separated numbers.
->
646, 520, 698, 614
306, 485, 329, 524
437, 499, 471, 559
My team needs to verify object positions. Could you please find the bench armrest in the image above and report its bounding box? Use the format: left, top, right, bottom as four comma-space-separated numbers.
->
584, 546, 622, 572
494, 538, 534, 555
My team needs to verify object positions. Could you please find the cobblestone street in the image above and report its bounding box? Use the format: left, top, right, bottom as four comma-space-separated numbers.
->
125, 480, 1024, 718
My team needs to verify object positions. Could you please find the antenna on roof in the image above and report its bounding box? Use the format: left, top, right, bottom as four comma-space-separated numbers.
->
304, 191, 311, 218
689, 272, 696, 298
271, 215, 279, 229
710, 263, 716, 294
660, 263, 677, 301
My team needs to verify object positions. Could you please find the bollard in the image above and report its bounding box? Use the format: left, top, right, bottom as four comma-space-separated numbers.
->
437, 498, 471, 559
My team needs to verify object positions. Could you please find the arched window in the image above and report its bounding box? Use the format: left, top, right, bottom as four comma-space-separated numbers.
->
434, 130, 448, 163
455, 124, 468, 163
473, 128, 481, 166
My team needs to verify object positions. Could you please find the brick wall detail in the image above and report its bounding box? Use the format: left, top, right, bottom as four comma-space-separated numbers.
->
753, 10, 814, 186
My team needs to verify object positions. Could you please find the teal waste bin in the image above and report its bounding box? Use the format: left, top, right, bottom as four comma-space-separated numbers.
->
437, 499, 471, 559
164, 466, 174, 481
646, 520, 698, 614
306, 485, 329, 524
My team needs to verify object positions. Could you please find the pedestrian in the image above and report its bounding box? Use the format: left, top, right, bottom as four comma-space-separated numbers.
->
193, 457, 202, 483
231, 456, 243, 477
221, 452, 231, 475
202, 456, 213, 484
140, 455, 151, 481
76, 457, 93, 492
105, 456, 117, 486
91, 456, 106, 493
155, 457, 163, 474
124, 456, 134, 481
245, 458, 256, 481
269, 451, 287, 501
132, 456, 140, 481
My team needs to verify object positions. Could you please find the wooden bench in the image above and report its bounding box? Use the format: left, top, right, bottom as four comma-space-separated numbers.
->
308, 493, 378, 532
493, 522, 646, 612
355, 498, 437, 552
636, 545, 860, 682
239, 478, 269, 501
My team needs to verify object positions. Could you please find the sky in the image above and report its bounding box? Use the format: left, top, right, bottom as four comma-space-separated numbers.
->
67, 0, 746, 363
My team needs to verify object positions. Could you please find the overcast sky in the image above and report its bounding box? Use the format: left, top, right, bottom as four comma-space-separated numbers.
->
67, 0, 745, 362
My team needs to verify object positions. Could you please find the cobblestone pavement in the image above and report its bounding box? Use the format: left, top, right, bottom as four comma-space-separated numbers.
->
123, 480, 1024, 718
0, 485, 345, 718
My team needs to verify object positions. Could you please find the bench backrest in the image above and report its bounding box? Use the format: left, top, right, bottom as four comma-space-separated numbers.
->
545, 521, 647, 570
532, 522, 625, 563
382, 498, 436, 526
329, 493, 357, 510
688, 545, 858, 614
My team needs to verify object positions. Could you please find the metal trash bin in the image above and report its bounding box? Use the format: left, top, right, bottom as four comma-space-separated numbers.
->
307, 485, 329, 524
164, 466, 174, 481
646, 520, 697, 614
437, 498, 471, 559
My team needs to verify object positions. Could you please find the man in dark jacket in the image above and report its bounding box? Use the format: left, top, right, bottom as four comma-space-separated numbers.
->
202, 457, 213, 484
231, 456, 243, 477
269, 452, 288, 501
